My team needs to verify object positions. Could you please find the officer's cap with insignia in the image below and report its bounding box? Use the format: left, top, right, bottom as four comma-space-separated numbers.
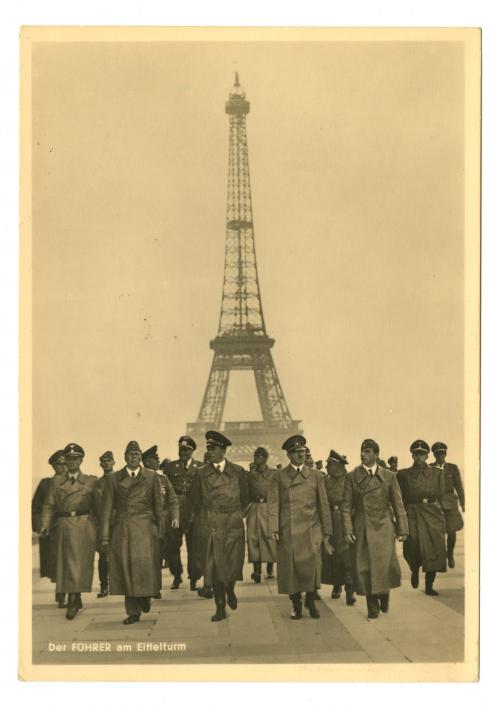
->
99, 450, 114, 462
178, 436, 197, 451
49, 449, 65, 466
387, 456, 398, 464
282, 435, 307, 453
431, 441, 448, 453
361, 438, 380, 454
142, 445, 158, 462
327, 449, 349, 465
410, 439, 430, 454
63, 443, 85, 458
205, 430, 232, 448
125, 440, 141, 454
254, 446, 269, 457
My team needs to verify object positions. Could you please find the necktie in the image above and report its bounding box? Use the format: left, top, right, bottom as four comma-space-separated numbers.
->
70, 476, 76, 485
131, 471, 136, 479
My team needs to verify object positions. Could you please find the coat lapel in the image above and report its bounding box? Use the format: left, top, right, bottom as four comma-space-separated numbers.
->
286, 463, 309, 487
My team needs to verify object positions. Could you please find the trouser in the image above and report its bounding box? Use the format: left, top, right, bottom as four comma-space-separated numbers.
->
425, 571, 437, 590
447, 532, 457, 559
212, 581, 235, 602
167, 526, 194, 579
366, 594, 380, 616
125, 596, 149, 617
253, 561, 274, 574
98, 552, 109, 588
289, 591, 315, 604
55, 589, 66, 604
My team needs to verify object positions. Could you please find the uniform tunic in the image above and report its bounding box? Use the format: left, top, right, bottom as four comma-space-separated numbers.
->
397, 464, 447, 573
186, 460, 249, 585
321, 472, 353, 586
341, 466, 408, 596
93, 474, 115, 552
164, 459, 201, 578
100, 467, 164, 597
32, 476, 56, 579
246, 466, 277, 563
430, 462, 465, 533
155, 471, 179, 541
267, 465, 332, 595
40, 472, 98, 593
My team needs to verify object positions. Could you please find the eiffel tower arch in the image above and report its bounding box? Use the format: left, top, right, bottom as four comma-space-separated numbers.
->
187, 74, 302, 466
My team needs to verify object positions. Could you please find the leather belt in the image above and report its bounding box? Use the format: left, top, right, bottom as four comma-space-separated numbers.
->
252, 498, 267, 503
410, 498, 436, 505
55, 510, 90, 517
329, 504, 340, 511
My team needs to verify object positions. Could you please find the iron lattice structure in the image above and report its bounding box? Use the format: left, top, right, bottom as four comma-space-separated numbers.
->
187, 75, 301, 465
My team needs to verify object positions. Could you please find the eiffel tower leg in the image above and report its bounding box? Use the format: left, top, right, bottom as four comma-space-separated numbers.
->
253, 350, 292, 427
197, 353, 230, 428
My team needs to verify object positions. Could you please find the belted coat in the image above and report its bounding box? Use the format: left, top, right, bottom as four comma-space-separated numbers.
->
267, 465, 332, 594
246, 466, 277, 563
186, 460, 249, 584
100, 466, 164, 597
341, 465, 408, 596
32, 476, 57, 579
164, 459, 201, 532
321, 472, 353, 586
40, 471, 98, 593
430, 461, 465, 533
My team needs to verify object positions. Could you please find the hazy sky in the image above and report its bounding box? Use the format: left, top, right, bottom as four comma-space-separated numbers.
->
31, 39, 465, 485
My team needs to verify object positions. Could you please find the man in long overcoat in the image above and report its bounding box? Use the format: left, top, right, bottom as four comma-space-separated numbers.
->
268, 435, 333, 620
40, 443, 98, 620
32, 449, 67, 607
430, 441, 465, 568
397, 440, 447, 595
321, 450, 356, 605
247, 447, 277, 582
163, 436, 202, 590
186, 431, 249, 622
100, 441, 164, 624
93, 450, 115, 598
341, 439, 408, 619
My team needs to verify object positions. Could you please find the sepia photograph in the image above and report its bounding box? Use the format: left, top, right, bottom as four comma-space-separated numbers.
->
19, 26, 481, 681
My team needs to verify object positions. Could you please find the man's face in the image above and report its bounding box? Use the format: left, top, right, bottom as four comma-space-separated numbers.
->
126, 450, 142, 469
360, 447, 378, 466
412, 451, 428, 466
434, 450, 447, 464
288, 448, 306, 466
100, 458, 115, 474
206, 443, 225, 463
254, 452, 267, 467
53, 460, 66, 476
144, 456, 160, 471
178, 446, 193, 463
389, 458, 398, 470
65, 455, 82, 472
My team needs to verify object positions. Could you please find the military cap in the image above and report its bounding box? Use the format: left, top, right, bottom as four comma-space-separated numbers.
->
378, 459, 388, 468
431, 441, 448, 453
99, 450, 114, 462
282, 435, 307, 452
410, 439, 430, 454
254, 446, 269, 457
361, 438, 380, 454
205, 430, 232, 448
125, 440, 141, 454
142, 445, 158, 461
63, 443, 85, 458
387, 456, 398, 464
178, 436, 197, 451
159, 458, 171, 470
327, 449, 348, 465
49, 449, 65, 466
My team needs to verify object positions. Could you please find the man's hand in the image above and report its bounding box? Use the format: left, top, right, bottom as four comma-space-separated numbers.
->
344, 534, 357, 545
272, 531, 279, 542
39, 528, 48, 537
323, 537, 335, 555
171, 519, 179, 529
462, 507, 465, 513
397, 534, 408, 542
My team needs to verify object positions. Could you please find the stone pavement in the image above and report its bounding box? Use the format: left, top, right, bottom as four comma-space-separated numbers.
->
31, 539, 464, 665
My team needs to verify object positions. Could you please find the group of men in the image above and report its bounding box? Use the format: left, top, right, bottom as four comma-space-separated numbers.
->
32, 432, 464, 624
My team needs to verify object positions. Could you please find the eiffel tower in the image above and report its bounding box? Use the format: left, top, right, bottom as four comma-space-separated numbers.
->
187, 74, 302, 465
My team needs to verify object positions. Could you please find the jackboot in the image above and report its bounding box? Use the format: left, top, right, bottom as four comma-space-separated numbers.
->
197, 585, 214, 599
211, 584, 227, 622
226, 582, 238, 610
366, 595, 380, 619
425, 571, 439, 596
331, 585, 342, 599
171, 575, 182, 590
251, 561, 262, 583
411, 570, 419, 589
56, 591, 67, 608
290, 593, 302, 620
378, 593, 389, 613
305, 592, 320, 618
266, 562, 274, 579
66, 593, 79, 620
97, 583, 109, 598
447, 532, 456, 568
345, 584, 356, 605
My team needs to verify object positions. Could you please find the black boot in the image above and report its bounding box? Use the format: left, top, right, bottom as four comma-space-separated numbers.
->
425, 571, 439, 596
190, 579, 197, 591
447, 533, 456, 568
97, 583, 109, 598
251, 561, 261, 583
378, 593, 389, 613
197, 585, 214, 599
290, 593, 302, 620
211, 584, 227, 622
331, 585, 342, 599
56, 592, 67, 608
411, 570, 419, 588
266, 562, 274, 579
66, 593, 79, 620
366, 595, 380, 619
345, 584, 356, 606
305, 592, 320, 618
123, 615, 140, 625
171, 575, 182, 590
226, 582, 238, 610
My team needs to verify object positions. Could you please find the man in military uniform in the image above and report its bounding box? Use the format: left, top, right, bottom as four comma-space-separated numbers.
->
430, 441, 465, 568
186, 431, 249, 622
93, 450, 115, 598
40, 443, 99, 620
32, 449, 67, 607
342, 439, 408, 619
101, 441, 163, 624
305, 447, 315, 469
142, 445, 179, 596
268, 435, 333, 620
163, 436, 201, 590
247, 447, 276, 582
387, 456, 399, 474
397, 440, 447, 595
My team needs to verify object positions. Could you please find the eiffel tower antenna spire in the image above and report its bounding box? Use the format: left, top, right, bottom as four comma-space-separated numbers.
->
187, 75, 301, 464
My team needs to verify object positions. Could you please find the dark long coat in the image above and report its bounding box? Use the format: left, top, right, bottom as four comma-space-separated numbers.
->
186, 460, 249, 584
430, 461, 465, 533
341, 465, 408, 596
155, 471, 179, 540
101, 467, 164, 597
246, 466, 277, 563
397, 464, 447, 573
321, 472, 353, 586
32, 476, 57, 579
93, 473, 116, 552
267, 465, 332, 594
164, 458, 201, 531
40, 472, 98, 593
